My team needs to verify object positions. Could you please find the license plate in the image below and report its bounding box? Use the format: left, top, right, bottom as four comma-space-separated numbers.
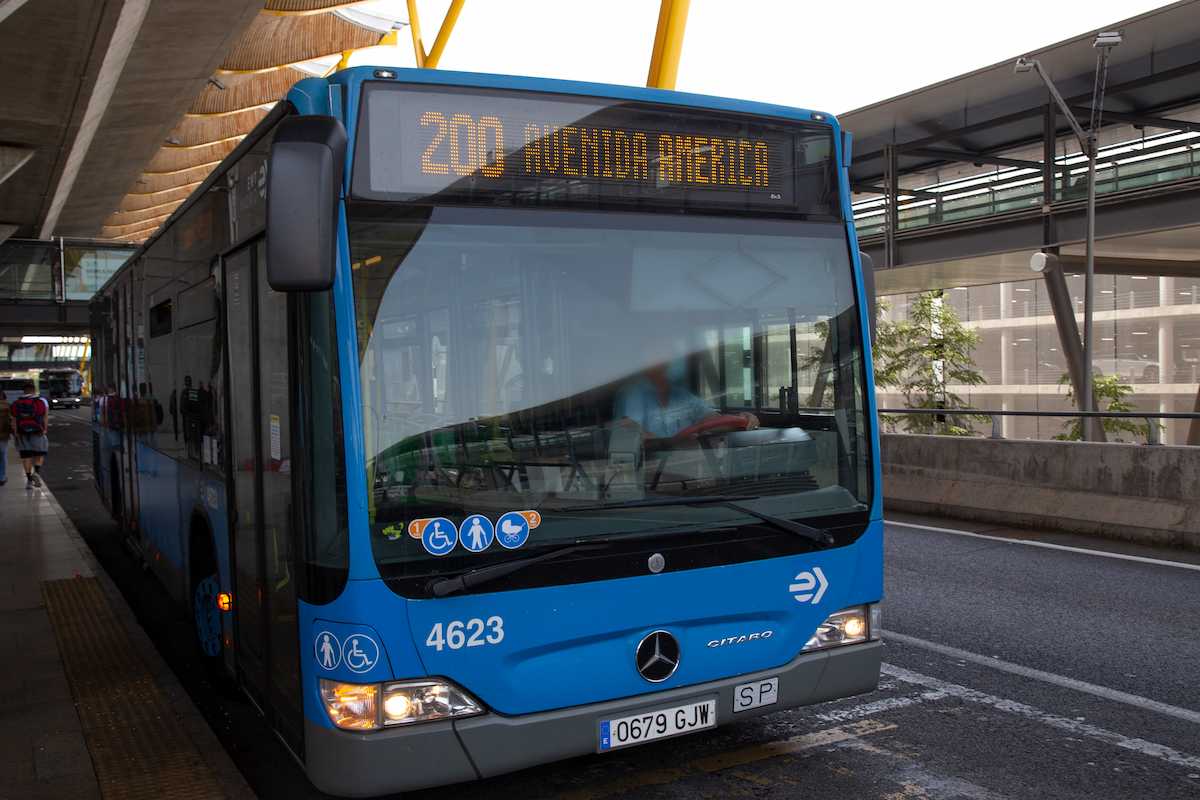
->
598, 699, 716, 751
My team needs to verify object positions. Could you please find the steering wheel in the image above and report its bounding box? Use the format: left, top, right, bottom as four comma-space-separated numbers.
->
673, 414, 752, 440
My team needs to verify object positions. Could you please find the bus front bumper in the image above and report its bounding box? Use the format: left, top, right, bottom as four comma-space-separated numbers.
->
305, 640, 881, 798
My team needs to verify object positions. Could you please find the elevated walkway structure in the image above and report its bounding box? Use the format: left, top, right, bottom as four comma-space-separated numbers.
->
0, 238, 131, 388
845, 0, 1200, 442
847, 0, 1200, 295
0, 239, 133, 343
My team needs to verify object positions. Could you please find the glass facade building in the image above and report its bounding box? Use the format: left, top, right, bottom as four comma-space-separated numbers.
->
878, 276, 1200, 444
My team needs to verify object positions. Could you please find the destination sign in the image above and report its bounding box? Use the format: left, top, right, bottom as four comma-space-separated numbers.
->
355, 83, 837, 216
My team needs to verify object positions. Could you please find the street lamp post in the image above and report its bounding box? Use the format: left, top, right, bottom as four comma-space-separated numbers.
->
1015, 32, 1121, 441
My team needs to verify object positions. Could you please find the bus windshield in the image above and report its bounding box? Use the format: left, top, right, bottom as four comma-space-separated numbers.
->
350, 205, 870, 586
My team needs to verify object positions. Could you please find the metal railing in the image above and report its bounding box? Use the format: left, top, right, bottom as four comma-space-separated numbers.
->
853, 140, 1200, 238
877, 406, 1200, 445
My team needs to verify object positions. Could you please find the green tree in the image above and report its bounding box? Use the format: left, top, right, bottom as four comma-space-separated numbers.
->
1055, 373, 1156, 442
873, 291, 987, 435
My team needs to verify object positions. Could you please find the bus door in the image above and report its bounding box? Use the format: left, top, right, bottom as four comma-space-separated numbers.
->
115, 275, 140, 534
222, 239, 303, 753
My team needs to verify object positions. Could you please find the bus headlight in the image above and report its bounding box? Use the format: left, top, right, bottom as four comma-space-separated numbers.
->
382, 680, 482, 726
320, 680, 380, 730
803, 605, 876, 651
319, 679, 483, 731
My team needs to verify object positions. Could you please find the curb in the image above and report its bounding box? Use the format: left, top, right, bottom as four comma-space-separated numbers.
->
38, 476, 257, 800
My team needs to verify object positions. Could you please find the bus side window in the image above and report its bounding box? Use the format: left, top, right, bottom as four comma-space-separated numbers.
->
722, 325, 753, 408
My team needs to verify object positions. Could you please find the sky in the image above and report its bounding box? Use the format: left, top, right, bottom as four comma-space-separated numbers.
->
341, 0, 1179, 114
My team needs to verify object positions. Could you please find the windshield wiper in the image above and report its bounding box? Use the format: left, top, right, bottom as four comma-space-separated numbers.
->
428, 542, 606, 598
428, 497, 835, 597
427, 524, 715, 598
559, 495, 836, 549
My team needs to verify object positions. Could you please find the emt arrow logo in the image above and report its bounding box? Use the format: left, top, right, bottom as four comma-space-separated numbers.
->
789, 567, 828, 604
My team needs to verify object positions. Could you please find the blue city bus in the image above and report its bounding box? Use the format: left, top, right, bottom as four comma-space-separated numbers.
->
91, 66, 881, 796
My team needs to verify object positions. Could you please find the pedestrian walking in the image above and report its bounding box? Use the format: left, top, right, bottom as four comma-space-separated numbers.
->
10, 381, 49, 489
0, 392, 10, 486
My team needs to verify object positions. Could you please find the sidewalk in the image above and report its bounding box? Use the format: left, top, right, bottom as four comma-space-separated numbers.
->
0, 444, 253, 800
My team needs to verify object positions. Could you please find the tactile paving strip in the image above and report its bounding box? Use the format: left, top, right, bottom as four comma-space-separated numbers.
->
42, 577, 226, 800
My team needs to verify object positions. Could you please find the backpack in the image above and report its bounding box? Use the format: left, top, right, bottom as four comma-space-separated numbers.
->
12, 396, 45, 436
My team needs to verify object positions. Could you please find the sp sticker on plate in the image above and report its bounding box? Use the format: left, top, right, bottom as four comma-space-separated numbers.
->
733, 677, 778, 712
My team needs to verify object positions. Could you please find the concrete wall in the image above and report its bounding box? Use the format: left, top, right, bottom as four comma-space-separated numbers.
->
881, 434, 1200, 550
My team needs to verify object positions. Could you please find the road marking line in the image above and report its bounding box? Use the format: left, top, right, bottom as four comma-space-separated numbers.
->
558, 719, 896, 800
814, 690, 946, 724
884, 630, 1200, 726
840, 738, 1010, 800
886, 519, 1200, 573
882, 663, 1200, 771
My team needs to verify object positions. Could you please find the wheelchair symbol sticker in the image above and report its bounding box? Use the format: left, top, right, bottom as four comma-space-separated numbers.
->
342, 634, 380, 674
420, 517, 458, 556
496, 511, 531, 549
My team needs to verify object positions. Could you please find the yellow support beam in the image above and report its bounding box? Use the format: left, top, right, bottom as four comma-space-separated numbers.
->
646, 0, 690, 90
406, 0, 465, 69
406, 0, 426, 66
337, 25, 402, 71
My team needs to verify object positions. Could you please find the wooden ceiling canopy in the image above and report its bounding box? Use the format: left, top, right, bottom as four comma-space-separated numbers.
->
101, 0, 386, 241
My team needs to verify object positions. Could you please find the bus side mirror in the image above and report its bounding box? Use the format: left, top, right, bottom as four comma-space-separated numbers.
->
266, 115, 347, 292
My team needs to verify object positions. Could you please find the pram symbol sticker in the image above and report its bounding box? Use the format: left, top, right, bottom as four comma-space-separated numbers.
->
496, 510, 540, 549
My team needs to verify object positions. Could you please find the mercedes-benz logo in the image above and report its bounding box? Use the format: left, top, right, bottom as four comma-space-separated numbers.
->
635, 630, 680, 683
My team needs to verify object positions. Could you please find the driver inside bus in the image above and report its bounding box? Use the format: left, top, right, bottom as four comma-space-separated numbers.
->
613, 343, 758, 441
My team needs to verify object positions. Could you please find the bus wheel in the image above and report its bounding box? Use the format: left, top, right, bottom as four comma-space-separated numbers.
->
192, 571, 223, 658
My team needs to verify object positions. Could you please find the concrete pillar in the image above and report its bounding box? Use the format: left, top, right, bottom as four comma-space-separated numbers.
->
1158, 278, 1176, 445
1159, 396, 1172, 445
999, 282, 1012, 320
1158, 318, 1173, 386
1159, 276, 1174, 307
1190, 387, 1200, 446
1000, 330, 1010, 385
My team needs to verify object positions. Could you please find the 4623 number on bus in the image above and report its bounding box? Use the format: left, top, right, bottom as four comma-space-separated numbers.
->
425, 617, 505, 651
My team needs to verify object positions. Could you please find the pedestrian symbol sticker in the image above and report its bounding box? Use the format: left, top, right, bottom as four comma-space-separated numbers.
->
496, 510, 539, 549
342, 634, 380, 674
420, 517, 459, 556
315, 630, 342, 671
461, 514, 495, 552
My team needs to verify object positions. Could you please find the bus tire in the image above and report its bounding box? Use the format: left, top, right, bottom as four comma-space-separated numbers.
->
189, 523, 224, 663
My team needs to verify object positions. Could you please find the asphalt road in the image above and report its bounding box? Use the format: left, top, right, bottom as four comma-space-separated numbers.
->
40, 408, 1200, 799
